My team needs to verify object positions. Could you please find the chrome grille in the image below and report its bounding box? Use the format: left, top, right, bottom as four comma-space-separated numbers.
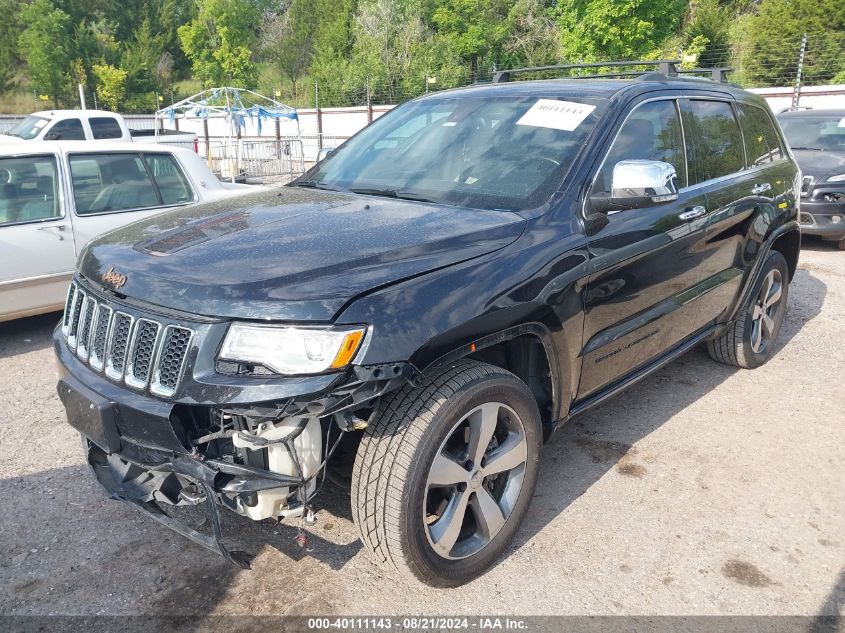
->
62, 283, 194, 397
125, 319, 161, 389
89, 305, 112, 371
76, 298, 96, 361
151, 326, 193, 397
66, 290, 86, 349
62, 282, 77, 335
105, 313, 134, 381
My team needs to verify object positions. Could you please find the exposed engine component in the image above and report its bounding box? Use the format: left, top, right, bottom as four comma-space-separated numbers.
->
231, 416, 322, 520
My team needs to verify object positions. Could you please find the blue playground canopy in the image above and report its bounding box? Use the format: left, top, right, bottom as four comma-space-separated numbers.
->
155, 87, 300, 138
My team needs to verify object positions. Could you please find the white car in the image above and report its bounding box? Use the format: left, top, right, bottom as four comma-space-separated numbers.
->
0, 141, 253, 322
0, 109, 197, 148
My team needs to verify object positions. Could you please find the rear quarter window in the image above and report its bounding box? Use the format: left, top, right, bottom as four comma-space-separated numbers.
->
738, 104, 783, 167
89, 117, 123, 140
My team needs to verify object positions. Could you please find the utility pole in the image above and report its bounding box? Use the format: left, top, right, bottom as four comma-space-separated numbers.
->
792, 33, 808, 110
315, 80, 323, 152
78, 84, 86, 109
366, 75, 373, 125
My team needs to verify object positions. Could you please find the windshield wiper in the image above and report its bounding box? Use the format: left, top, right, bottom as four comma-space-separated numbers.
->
288, 180, 345, 192
349, 187, 439, 204
789, 146, 823, 151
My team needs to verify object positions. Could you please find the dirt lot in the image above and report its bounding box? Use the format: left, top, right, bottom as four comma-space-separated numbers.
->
0, 240, 843, 619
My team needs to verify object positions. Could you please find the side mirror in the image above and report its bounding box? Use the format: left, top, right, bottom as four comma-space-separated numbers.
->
316, 147, 336, 162
590, 159, 679, 214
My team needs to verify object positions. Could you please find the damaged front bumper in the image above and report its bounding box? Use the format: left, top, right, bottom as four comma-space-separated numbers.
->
54, 323, 416, 566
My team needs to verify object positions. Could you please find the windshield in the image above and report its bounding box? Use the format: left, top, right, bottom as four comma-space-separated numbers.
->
6, 115, 50, 140
778, 113, 845, 151
295, 94, 607, 211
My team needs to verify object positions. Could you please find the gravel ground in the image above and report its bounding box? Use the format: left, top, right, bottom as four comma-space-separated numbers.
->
0, 240, 842, 618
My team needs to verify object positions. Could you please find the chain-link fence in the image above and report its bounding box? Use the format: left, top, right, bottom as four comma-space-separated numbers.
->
269, 32, 845, 111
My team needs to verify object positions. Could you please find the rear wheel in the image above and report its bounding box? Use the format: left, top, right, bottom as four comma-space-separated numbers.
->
351, 360, 541, 586
707, 251, 789, 369
837, 237, 845, 251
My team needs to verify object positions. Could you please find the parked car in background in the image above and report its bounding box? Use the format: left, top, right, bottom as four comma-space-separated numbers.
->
0, 142, 252, 322
777, 108, 845, 249
0, 110, 196, 149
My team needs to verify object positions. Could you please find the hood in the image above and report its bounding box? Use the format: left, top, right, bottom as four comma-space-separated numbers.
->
791, 148, 845, 180
0, 134, 24, 143
79, 187, 525, 321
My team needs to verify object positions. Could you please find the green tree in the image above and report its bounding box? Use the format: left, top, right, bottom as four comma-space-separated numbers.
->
503, 0, 560, 67
93, 62, 127, 109
178, 0, 261, 87
19, 0, 73, 107
0, 0, 22, 91
735, 0, 845, 87
122, 18, 166, 95
556, 0, 687, 62
681, 0, 731, 67
351, 0, 432, 100
260, 0, 320, 98
429, 0, 511, 78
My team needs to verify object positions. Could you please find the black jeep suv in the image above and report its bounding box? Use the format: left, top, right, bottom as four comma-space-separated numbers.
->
55, 65, 801, 587
777, 108, 845, 249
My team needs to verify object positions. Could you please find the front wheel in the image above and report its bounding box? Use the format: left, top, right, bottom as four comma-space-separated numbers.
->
351, 360, 542, 586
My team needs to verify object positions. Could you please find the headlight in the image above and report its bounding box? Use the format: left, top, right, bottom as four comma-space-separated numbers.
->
219, 324, 366, 375
828, 174, 845, 182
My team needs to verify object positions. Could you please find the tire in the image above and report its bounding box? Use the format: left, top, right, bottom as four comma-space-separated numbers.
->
707, 250, 789, 369
351, 359, 542, 587
837, 238, 845, 251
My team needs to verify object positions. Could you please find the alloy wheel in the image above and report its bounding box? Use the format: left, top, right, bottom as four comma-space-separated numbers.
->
424, 402, 528, 560
750, 268, 783, 354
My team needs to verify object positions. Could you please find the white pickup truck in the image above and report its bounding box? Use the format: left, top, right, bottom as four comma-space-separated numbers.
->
0, 110, 196, 148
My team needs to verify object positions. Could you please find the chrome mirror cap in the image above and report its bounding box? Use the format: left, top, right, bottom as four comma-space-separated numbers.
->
611, 159, 679, 203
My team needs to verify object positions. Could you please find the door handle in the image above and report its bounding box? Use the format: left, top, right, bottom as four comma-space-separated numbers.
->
678, 205, 706, 221
36, 224, 67, 240
752, 182, 772, 195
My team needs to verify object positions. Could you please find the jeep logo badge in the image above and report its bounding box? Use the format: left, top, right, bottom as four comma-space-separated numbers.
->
101, 267, 127, 289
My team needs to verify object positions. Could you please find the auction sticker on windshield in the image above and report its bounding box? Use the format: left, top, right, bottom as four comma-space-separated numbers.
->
516, 99, 596, 132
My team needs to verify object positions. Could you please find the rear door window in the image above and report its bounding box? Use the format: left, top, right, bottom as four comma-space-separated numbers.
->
69, 153, 159, 214
89, 117, 123, 140
46, 118, 85, 141
687, 101, 745, 184
737, 104, 784, 167
0, 155, 61, 225
143, 153, 193, 205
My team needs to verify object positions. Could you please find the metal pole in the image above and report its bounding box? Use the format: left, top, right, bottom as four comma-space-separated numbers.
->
78, 84, 86, 109
315, 80, 323, 152
203, 118, 210, 161
792, 33, 808, 110
366, 76, 373, 125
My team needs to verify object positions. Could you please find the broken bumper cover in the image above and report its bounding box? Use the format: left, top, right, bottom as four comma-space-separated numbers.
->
54, 324, 415, 565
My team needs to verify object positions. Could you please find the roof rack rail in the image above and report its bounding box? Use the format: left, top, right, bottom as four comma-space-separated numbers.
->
678, 67, 733, 83
492, 60, 681, 84
492, 61, 733, 84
